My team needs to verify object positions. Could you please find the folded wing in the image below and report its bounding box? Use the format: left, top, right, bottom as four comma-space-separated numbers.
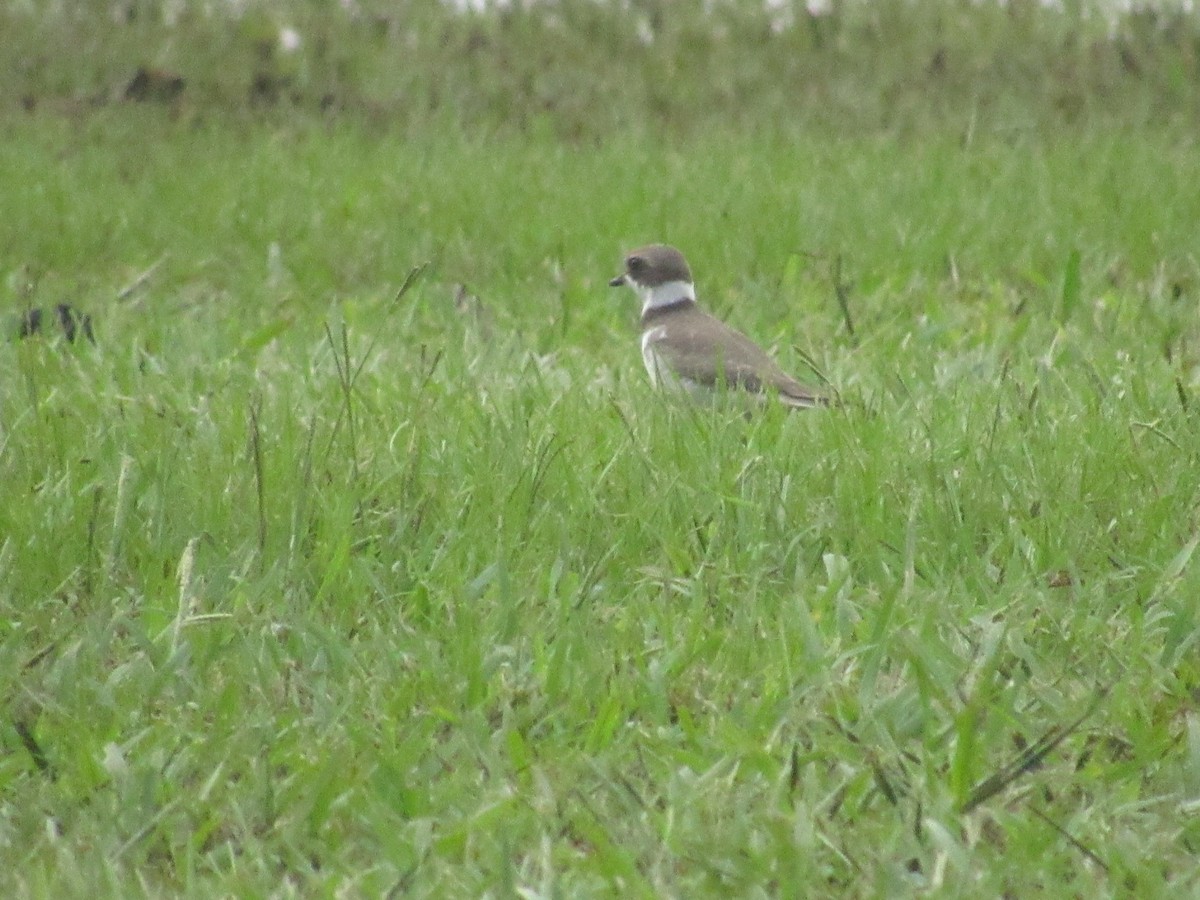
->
646, 311, 830, 408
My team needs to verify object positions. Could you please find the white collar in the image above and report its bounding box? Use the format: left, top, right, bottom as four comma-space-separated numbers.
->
638, 279, 696, 315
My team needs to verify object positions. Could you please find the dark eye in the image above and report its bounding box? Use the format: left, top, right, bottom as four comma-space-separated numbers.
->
627, 256, 644, 273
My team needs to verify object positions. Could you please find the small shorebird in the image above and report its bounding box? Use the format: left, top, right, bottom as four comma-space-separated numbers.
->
610, 244, 828, 409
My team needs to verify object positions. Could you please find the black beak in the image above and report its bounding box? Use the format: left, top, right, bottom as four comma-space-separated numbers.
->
608, 274, 626, 288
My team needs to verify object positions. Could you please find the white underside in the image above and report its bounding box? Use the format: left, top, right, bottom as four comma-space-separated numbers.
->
640, 326, 669, 387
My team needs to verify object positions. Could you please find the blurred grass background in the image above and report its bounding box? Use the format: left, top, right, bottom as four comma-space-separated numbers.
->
6, 0, 1200, 136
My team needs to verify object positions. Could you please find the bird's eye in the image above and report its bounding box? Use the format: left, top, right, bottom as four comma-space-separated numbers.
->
627, 256, 644, 272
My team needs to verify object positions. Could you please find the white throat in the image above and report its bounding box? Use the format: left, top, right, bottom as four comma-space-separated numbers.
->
637, 279, 695, 315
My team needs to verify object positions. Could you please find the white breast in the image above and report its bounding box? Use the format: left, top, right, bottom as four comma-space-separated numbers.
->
638, 331, 667, 388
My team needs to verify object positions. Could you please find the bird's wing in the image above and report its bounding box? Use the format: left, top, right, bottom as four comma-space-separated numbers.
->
649, 312, 829, 406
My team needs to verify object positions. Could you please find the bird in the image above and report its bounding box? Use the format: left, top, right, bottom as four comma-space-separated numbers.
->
609, 244, 829, 409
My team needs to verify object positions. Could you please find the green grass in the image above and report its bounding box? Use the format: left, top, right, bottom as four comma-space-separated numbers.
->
3, 2, 1200, 896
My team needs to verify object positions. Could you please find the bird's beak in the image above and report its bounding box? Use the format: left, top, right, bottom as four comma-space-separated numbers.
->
609, 274, 627, 288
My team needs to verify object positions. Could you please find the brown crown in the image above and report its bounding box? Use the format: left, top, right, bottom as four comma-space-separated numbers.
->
622, 244, 693, 287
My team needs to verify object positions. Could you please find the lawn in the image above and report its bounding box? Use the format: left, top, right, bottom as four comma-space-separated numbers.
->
2, 1, 1199, 896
